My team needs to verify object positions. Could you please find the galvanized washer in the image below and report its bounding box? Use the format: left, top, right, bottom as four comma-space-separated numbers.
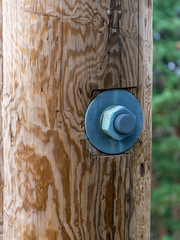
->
85, 89, 143, 154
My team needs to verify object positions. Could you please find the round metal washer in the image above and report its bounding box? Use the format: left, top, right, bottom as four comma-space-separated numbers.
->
85, 89, 143, 154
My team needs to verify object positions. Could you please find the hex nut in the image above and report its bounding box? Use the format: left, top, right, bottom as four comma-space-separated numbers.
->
100, 105, 136, 140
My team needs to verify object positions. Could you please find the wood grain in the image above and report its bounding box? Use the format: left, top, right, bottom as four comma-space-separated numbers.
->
7, 0, 139, 89
134, 1, 153, 239
2, 0, 152, 239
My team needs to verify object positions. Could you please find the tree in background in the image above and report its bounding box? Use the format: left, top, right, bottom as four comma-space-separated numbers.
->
152, 0, 180, 239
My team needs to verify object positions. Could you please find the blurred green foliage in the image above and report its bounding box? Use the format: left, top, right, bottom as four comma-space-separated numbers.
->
152, 0, 180, 239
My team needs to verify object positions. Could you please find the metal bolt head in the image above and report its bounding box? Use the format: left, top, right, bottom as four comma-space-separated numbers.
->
100, 105, 136, 140
114, 113, 136, 134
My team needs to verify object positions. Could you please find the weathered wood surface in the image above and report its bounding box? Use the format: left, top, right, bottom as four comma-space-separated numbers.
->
7, 0, 139, 89
2, 0, 152, 239
134, 1, 153, 238
0, 0, 3, 238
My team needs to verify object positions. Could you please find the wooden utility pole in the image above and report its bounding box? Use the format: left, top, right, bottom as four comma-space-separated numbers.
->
2, 0, 152, 239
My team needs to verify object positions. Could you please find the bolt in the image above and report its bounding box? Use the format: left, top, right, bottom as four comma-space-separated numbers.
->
100, 105, 136, 141
114, 113, 136, 134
